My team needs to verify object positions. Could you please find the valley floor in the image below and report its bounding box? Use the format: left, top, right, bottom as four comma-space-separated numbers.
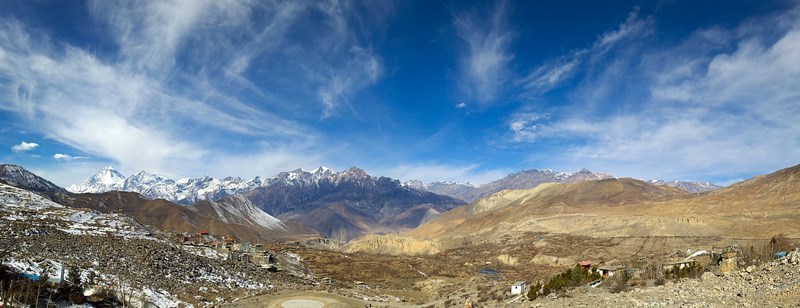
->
226, 291, 375, 308
229, 250, 800, 308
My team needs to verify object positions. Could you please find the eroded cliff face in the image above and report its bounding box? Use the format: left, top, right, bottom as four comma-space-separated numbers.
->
343, 234, 440, 256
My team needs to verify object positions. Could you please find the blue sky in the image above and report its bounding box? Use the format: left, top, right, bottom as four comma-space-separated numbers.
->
1, 0, 799, 187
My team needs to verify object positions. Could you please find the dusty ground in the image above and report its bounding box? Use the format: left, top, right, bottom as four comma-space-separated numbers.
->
226, 291, 374, 308
241, 235, 783, 307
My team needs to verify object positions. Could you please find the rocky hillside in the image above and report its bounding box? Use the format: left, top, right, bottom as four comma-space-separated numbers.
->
58, 191, 317, 243
0, 164, 66, 193
0, 182, 307, 306
531, 249, 800, 307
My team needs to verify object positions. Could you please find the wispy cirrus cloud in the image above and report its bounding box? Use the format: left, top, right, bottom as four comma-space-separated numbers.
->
11, 141, 38, 152
454, 0, 514, 105
53, 153, 89, 161
518, 9, 653, 99
0, 1, 391, 183
510, 5, 800, 181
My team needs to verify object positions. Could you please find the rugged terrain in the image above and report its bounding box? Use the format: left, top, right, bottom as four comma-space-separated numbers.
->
348, 164, 800, 256
530, 249, 800, 307
67, 166, 466, 242
2, 163, 798, 307
0, 182, 310, 306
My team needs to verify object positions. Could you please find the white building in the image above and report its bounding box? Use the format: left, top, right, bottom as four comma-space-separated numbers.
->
511, 281, 526, 295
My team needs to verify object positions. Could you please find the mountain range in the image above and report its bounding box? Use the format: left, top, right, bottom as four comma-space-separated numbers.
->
64, 165, 724, 242
67, 166, 467, 241
243, 167, 465, 241
403, 168, 720, 202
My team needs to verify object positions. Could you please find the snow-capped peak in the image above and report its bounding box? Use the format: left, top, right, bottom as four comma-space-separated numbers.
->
312, 165, 333, 175
92, 166, 126, 185
68, 166, 126, 193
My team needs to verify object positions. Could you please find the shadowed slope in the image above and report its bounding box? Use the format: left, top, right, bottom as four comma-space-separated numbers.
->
58, 191, 317, 242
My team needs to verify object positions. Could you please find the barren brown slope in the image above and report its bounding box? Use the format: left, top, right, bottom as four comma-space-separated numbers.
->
409, 178, 685, 238
348, 165, 800, 255
57, 191, 317, 242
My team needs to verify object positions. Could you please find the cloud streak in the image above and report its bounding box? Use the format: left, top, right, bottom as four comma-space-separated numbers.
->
53, 153, 89, 161
0, 1, 391, 181
518, 9, 653, 99
11, 141, 38, 152
510, 6, 800, 181
454, 1, 514, 105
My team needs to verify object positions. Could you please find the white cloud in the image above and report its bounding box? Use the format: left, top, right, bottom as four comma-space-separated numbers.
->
508, 113, 546, 143
317, 46, 383, 118
0, 2, 389, 179
53, 153, 89, 161
518, 9, 653, 98
513, 6, 800, 182
456, 102, 467, 109
11, 141, 38, 152
518, 54, 583, 98
454, 1, 514, 105
594, 8, 654, 53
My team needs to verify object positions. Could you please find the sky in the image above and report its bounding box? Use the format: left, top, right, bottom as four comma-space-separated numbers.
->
1, 0, 799, 187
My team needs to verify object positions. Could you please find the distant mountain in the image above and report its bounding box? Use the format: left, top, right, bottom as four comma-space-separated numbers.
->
407, 168, 613, 203
0, 164, 66, 193
244, 167, 466, 242
648, 180, 723, 193
68, 166, 267, 204
402, 180, 479, 202
68, 166, 125, 193
405, 168, 722, 202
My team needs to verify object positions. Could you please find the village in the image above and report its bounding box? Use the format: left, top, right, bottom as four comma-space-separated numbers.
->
176, 231, 282, 273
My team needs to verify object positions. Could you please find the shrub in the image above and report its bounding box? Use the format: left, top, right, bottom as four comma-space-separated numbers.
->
529, 264, 600, 300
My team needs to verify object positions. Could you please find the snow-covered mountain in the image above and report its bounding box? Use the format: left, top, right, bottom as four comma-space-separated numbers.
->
0, 164, 66, 193
648, 180, 723, 193
68, 166, 406, 205
68, 166, 125, 193
68, 166, 269, 204
244, 166, 465, 241
402, 180, 479, 201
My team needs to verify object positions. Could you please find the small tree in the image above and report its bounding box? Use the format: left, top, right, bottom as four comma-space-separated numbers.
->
526, 282, 542, 301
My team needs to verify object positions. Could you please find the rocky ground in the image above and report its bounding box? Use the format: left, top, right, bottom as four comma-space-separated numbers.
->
524, 249, 800, 307
0, 182, 311, 307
